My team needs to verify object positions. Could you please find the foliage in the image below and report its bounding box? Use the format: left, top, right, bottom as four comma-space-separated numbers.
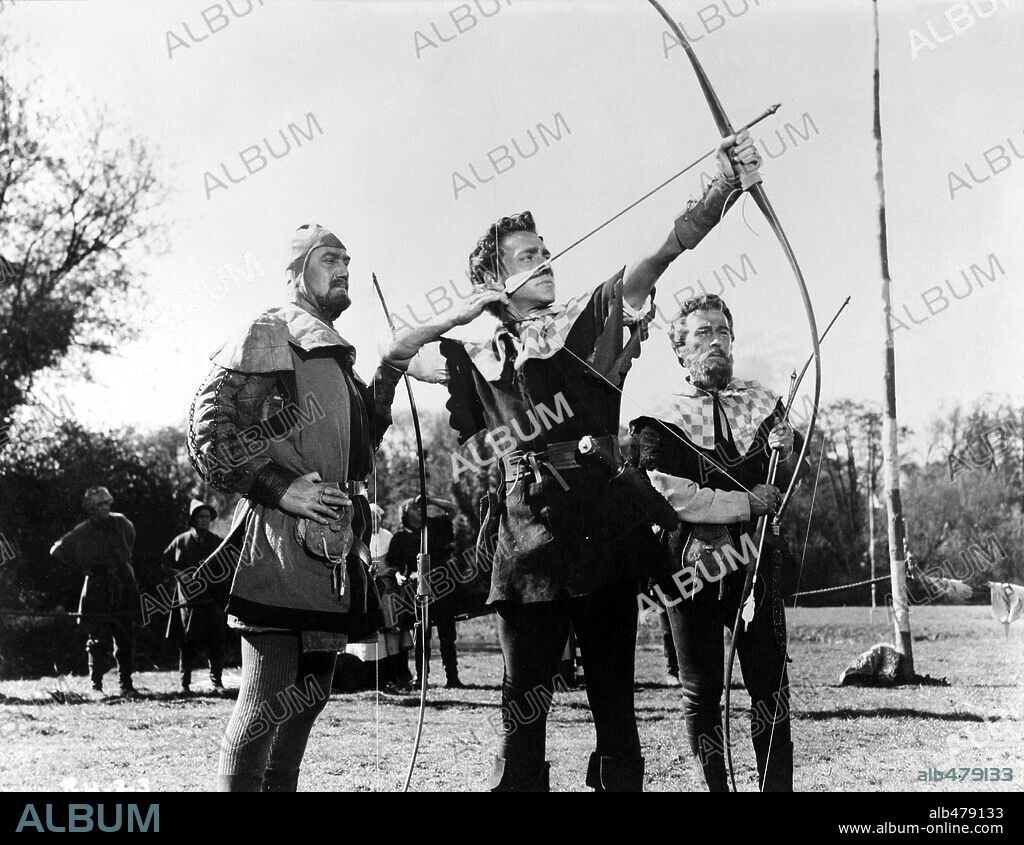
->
0, 33, 166, 427
785, 398, 1023, 606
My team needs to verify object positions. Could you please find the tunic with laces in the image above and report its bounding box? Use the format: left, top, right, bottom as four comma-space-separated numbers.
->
412, 268, 664, 604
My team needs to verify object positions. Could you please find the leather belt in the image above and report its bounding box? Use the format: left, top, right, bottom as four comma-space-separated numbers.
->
501, 435, 619, 490
346, 480, 368, 498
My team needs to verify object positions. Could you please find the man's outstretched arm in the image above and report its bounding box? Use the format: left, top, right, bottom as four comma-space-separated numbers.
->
384, 289, 507, 372
622, 130, 761, 310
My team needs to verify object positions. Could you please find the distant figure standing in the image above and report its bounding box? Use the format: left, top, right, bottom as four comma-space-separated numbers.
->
163, 500, 227, 695
50, 487, 140, 699
388, 496, 464, 689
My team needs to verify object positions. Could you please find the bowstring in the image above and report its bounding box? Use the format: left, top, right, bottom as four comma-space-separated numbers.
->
758, 372, 833, 790
371, 288, 381, 792
499, 164, 772, 506
739, 192, 760, 238
374, 612, 380, 789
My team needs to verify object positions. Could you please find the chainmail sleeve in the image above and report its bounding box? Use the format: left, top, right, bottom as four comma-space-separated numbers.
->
187, 366, 298, 505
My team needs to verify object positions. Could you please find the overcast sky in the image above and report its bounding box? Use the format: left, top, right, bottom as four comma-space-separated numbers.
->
5, 0, 1023, 457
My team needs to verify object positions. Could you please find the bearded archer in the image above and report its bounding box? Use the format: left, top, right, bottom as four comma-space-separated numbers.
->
630, 293, 808, 791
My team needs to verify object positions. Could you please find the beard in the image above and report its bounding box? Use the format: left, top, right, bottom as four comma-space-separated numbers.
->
314, 286, 350, 321
687, 351, 733, 391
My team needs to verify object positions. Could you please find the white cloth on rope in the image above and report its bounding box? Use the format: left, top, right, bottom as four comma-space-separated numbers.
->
989, 581, 1024, 636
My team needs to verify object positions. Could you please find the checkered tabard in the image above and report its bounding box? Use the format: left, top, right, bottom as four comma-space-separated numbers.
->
461, 289, 654, 382
671, 379, 780, 454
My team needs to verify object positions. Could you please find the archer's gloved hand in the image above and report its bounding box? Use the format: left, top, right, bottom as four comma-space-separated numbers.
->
717, 128, 762, 187
748, 483, 781, 518
767, 422, 795, 460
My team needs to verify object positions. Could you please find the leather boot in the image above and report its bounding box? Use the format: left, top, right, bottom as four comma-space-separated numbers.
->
695, 750, 729, 792
89, 662, 104, 691
216, 773, 263, 792
262, 769, 301, 792
662, 628, 678, 677
440, 635, 459, 686
488, 756, 551, 792
585, 753, 645, 792
87, 648, 105, 690
756, 739, 794, 792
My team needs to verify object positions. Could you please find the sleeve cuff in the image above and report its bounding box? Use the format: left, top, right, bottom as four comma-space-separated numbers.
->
407, 344, 449, 384
735, 490, 752, 522
623, 293, 655, 327
248, 463, 300, 508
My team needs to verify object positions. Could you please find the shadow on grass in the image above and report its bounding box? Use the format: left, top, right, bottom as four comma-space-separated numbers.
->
380, 697, 503, 711
796, 707, 1010, 722
457, 641, 504, 655
0, 689, 237, 706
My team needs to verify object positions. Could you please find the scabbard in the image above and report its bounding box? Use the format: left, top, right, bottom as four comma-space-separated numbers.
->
576, 436, 677, 531
609, 465, 679, 532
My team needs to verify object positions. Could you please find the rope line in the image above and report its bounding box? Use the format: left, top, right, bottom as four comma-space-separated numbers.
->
788, 574, 891, 598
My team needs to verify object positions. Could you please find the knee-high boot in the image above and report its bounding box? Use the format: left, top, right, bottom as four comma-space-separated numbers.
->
585, 753, 645, 792
216, 773, 263, 792
488, 756, 551, 792
755, 739, 793, 792
262, 769, 301, 792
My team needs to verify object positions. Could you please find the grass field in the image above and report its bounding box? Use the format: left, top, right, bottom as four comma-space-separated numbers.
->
1, 606, 1021, 792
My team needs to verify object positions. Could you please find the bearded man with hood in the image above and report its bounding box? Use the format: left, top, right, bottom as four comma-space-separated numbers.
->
187, 224, 401, 792
162, 500, 227, 695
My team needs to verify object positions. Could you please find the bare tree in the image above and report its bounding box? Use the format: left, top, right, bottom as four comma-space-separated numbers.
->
0, 34, 166, 426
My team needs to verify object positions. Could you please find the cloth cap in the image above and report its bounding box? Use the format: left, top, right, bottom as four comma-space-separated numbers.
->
286, 223, 345, 285
189, 500, 217, 525
82, 487, 113, 512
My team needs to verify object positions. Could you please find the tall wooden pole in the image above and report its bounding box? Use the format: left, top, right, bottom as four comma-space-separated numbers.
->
868, 437, 877, 623
873, 0, 914, 679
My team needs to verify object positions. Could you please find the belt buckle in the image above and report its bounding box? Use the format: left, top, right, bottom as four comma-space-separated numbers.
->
504, 452, 529, 493
510, 451, 570, 492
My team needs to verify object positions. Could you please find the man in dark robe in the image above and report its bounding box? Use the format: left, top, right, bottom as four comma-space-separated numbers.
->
50, 486, 140, 699
163, 500, 227, 695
